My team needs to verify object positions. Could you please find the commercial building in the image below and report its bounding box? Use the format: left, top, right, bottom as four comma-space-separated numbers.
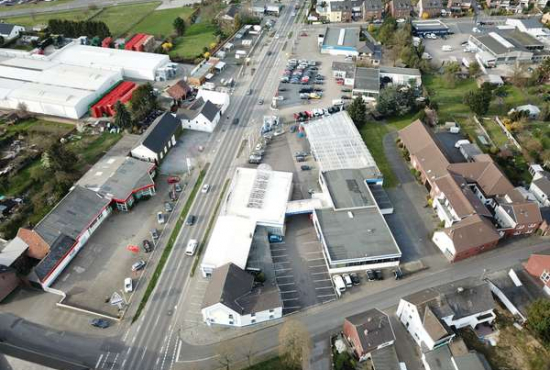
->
200, 167, 293, 277
380, 66, 422, 87
90, 81, 137, 118
332, 61, 356, 86
131, 113, 181, 163
412, 20, 450, 36
201, 263, 282, 327
319, 27, 379, 57
353, 67, 380, 101
343, 309, 395, 361
396, 278, 496, 351
468, 30, 549, 66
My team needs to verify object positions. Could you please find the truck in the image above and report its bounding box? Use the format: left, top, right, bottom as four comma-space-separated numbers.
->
442, 45, 453, 52
202, 82, 215, 91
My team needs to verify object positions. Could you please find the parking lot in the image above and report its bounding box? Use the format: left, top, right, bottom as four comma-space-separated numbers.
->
272, 214, 337, 315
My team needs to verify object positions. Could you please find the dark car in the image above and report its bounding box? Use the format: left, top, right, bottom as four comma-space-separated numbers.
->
350, 273, 360, 285
132, 260, 146, 272
342, 88, 352, 92
301, 165, 311, 171
296, 156, 306, 162
232, 118, 239, 125
186, 215, 196, 226
278, 88, 287, 92
143, 239, 153, 253
374, 270, 384, 280
393, 268, 403, 280
341, 95, 351, 100
366, 270, 376, 281
90, 318, 110, 328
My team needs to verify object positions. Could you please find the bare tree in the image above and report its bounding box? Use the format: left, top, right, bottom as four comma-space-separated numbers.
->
278, 319, 312, 370
239, 335, 256, 367
217, 341, 234, 370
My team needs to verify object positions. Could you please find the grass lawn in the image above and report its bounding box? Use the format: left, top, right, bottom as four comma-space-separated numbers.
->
129, 7, 195, 39
170, 22, 218, 59
90, 2, 160, 37
0, 0, 73, 12
423, 74, 477, 121
4, 8, 97, 27
480, 118, 509, 148
67, 132, 122, 167
4, 118, 73, 137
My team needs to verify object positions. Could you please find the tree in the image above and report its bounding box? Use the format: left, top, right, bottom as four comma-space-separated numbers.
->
510, 63, 527, 88
42, 142, 77, 172
279, 320, 312, 370
463, 88, 492, 116
377, 86, 416, 117
129, 83, 158, 123
468, 61, 481, 77
16, 102, 29, 119
173, 16, 186, 36
347, 96, 368, 129
540, 149, 550, 166
528, 299, 550, 344
114, 101, 133, 131
443, 61, 460, 88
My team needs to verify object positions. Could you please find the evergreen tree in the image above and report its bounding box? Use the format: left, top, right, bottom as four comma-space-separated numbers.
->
114, 101, 133, 131
347, 96, 368, 129
173, 17, 186, 36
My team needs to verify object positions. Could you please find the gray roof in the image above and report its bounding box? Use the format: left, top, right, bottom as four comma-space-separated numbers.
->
99, 158, 154, 201
0, 24, 17, 35
517, 18, 543, 29
424, 345, 455, 370
201, 100, 221, 122
178, 98, 221, 123
323, 27, 360, 48
332, 61, 356, 78
392, 0, 412, 9
533, 176, 550, 196
379, 66, 421, 76
136, 113, 180, 154
34, 234, 76, 281
541, 206, 550, 222
420, 0, 442, 10
364, 0, 383, 11
345, 309, 395, 355
412, 20, 449, 31
315, 207, 401, 262
34, 186, 110, 246
360, 31, 382, 59
323, 169, 376, 209
486, 269, 534, 320
371, 345, 401, 370
454, 352, 492, 370
202, 263, 282, 314
461, 143, 483, 159
354, 67, 380, 92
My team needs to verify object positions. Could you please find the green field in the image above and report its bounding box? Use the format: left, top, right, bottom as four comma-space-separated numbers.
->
90, 2, 160, 37
170, 22, 218, 59
0, 0, 73, 12
129, 7, 195, 39
4, 8, 97, 27
423, 74, 477, 121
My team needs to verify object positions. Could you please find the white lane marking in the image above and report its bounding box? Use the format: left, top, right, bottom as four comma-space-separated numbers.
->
271, 254, 289, 257
101, 352, 110, 368
317, 294, 336, 298
95, 354, 104, 369
178, 354, 219, 363
131, 335, 137, 344
315, 286, 334, 290
313, 279, 331, 282
122, 329, 130, 342
109, 353, 119, 370
140, 347, 147, 361
121, 359, 127, 368
281, 290, 298, 293
175, 340, 182, 363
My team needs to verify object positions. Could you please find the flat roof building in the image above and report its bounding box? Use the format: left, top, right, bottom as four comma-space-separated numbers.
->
353, 67, 380, 100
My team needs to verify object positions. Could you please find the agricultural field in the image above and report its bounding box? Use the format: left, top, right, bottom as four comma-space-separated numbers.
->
90, 2, 161, 37
3, 8, 97, 27
129, 6, 195, 39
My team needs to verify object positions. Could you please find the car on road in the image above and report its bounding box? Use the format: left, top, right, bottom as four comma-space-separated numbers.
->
90, 319, 110, 329
124, 278, 133, 293
232, 118, 239, 125
202, 184, 210, 193
157, 212, 165, 225
186, 215, 196, 226
366, 270, 376, 281
267, 51, 272, 56
143, 239, 153, 253
164, 202, 173, 213
132, 260, 146, 272
301, 165, 311, 171
258, 98, 264, 105
247, 89, 253, 95
150, 229, 159, 240
186, 239, 199, 256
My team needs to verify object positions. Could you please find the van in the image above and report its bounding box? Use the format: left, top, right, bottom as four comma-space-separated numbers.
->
342, 274, 353, 288
332, 275, 346, 296
186, 239, 198, 256
454, 139, 470, 149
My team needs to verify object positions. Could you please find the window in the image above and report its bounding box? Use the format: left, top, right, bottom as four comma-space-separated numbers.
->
251, 319, 256, 324
269, 309, 274, 313
251, 313, 256, 318
517, 225, 525, 230
529, 223, 538, 228
541, 270, 550, 284
228, 314, 233, 319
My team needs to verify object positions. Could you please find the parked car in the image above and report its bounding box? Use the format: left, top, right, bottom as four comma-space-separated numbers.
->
143, 239, 153, 253
164, 202, 173, 213
366, 270, 376, 281
341, 95, 351, 100
186, 215, 196, 226
295, 151, 308, 157
167, 176, 180, 184
150, 229, 159, 240
342, 88, 351, 92
124, 278, 133, 293
296, 156, 306, 162
374, 270, 384, 280
268, 234, 283, 243
301, 165, 311, 171
350, 273, 360, 285
174, 183, 182, 193
202, 184, 210, 193
90, 318, 110, 329
332, 275, 346, 295
132, 260, 146, 272
342, 274, 352, 288
156, 212, 165, 225
258, 98, 264, 105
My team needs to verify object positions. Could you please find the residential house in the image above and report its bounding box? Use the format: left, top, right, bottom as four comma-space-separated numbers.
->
508, 104, 541, 119
447, 0, 472, 14
529, 170, 550, 207
217, 4, 241, 27
423, 344, 493, 370
418, 0, 443, 18
396, 279, 496, 351
0, 23, 25, 41
328, 0, 354, 22
178, 98, 222, 133
360, 31, 382, 65
370, 345, 403, 370
0, 265, 19, 302
363, 0, 384, 21
387, 0, 412, 19
525, 253, 550, 296
486, 269, 534, 324
130, 113, 181, 163
201, 263, 283, 327
166, 80, 192, 104
494, 197, 542, 237
0, 237, 29, 302
343, 309, 396, 361
539, 207, 550, 236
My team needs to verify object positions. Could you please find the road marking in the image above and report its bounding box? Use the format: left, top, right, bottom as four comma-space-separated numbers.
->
140, 347, 147, 361
131, 335, 137, 344
122, 329, 130, 342
189, 302, 201, 305
309, 264, 327, 268
311, 271, 329, 275
281, 290, 298, 293
283, 298, 299, 301
271, 253, 289, 257
313, 278, 331, 282
121, 359, 127, 368
271, 248, 287, 252
175, 340, 182, 362
315, 287, 334, 291
278, 282, 295, 286
178, 354, 219, 363
101, 352, 110, 368
307, 257, 325, 262
274, 260, 290, 264
284, 305, 301, 309
317, 294, 336, 298
304, 250, 322, 254
196, 279, 209, 283
276, 274, 293, 278
109, 353, 119, 370
275, 268, 292, 272
95, 354, 103, 369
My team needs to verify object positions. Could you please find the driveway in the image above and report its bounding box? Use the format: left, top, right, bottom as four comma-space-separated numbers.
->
382, 131, 445, 266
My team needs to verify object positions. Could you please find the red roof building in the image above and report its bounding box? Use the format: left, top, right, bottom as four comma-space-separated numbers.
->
525, 253, 550, 296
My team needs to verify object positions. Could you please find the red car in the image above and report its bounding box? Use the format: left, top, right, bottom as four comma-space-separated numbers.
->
336, 79, 344, 85
167, 176, 180, 184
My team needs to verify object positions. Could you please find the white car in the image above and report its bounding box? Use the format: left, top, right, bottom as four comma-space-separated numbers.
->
472, 27, 481, 33
202, 184, 210, 193
157, 212, 165, 225
186, 239, 199, 256
124, 278, 133, 293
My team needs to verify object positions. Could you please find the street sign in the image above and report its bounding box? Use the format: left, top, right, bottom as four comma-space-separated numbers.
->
110, 292, 123, 306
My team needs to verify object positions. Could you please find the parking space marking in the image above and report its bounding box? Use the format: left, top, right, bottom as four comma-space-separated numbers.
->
313, 278, 331, 282
189, 302, 201, 306
315, 286, 333, 290
281, 290, 298, 293
307, 257, 325, 262
283, 298, 299, 301
271, 254, 289, 258
309, 264, 327, 268
274, 260, 290, 264
275, 268, 292, 272
271, 248, 287, 252
317, 294, 336, 298
278, 282, 296, 286
276, 274, 293, 278
284, 306, 301, 309
311, 271, 329, 275
304, 250, 322, 254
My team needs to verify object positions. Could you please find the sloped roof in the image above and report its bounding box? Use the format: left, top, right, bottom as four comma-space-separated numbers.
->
500, 202, 542, 225
533, 176, 550, 196
423, 305, 453, 341
435, 174, 491, 219
166, 79, 191, 100
0, 24, 17, 35
443, 215, 500, 254
371, 345, 401, 370
135, 113, 180, 154
345, 309, 395, 354
34, 234, 76, 281
398, 119, 441, 156
448, 161, 514, 197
